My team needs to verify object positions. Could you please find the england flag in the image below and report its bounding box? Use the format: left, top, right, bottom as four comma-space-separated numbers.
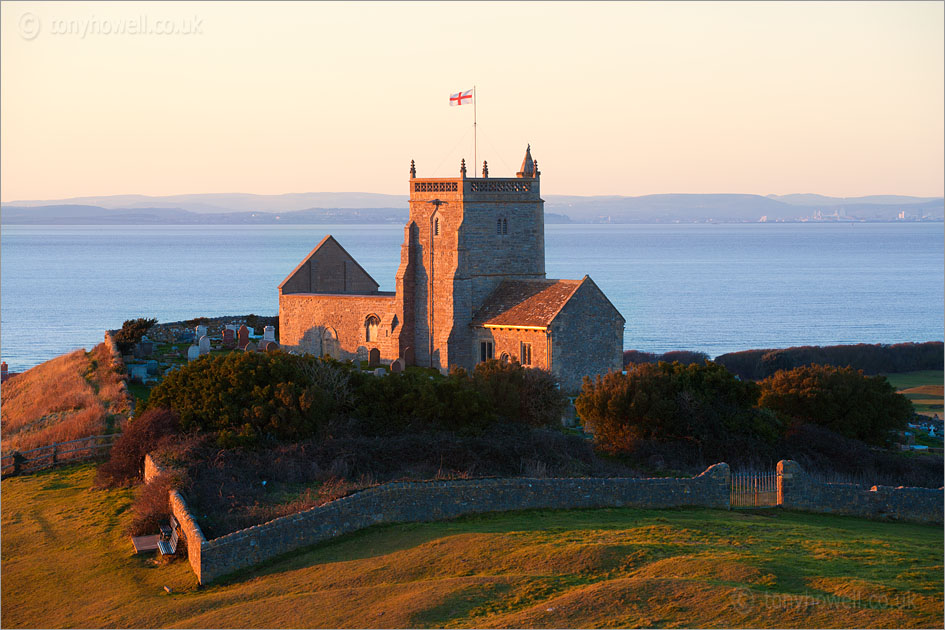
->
450, 89, 474, 106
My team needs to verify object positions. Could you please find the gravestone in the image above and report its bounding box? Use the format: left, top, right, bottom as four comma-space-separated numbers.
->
129, 364, 149, 381
243, 326, 254, 337
263, 326, 276, 342
187, 345, 200, 362
390, 358, 405, 373
134, 339, 153, 359
198, 335, 211, 355
146, 360, 159, 375
373, 367, 386, 377
260, 340, 279, 352
369, 348, 381, 367
226, 324, 239, 333
356, 346, 369, 363
237, 325, 250, 349
195, 325, 207, 339
222, 329, 236, 349
404, 346, 415, 366
244, 341, 256, 353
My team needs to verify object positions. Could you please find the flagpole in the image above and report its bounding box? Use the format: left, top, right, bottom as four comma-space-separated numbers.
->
473, 85, 477, 173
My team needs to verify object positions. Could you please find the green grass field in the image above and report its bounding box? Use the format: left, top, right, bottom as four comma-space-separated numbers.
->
884, 370, 944, 419
2, 464, 942, 628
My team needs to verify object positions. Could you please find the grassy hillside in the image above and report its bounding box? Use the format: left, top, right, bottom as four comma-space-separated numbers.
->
885, 370, 944, 418
2, 464, 941, 628
0, 343, 128, 452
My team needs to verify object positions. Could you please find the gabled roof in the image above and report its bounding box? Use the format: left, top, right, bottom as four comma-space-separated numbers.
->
471, 278, 584, 329
278, 235, 380, 292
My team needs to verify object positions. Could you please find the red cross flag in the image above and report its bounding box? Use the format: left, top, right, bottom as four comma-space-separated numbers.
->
450, 89, 474, 106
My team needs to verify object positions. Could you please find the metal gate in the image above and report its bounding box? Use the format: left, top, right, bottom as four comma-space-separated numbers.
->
730, 470, 779, 508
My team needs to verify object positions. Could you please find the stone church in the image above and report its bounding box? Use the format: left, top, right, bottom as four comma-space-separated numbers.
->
279, 146, 625, 390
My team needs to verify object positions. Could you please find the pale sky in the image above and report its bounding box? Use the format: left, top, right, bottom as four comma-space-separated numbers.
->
1, 0, 942, 200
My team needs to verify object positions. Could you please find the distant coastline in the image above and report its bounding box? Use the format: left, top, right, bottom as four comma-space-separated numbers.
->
2, 191, 942, 225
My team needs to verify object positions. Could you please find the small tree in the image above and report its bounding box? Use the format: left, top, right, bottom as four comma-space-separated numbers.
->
96, 408, 180, 486
114, 317, 157, 354
758, 364, 912, 445
575, 361, 776, 455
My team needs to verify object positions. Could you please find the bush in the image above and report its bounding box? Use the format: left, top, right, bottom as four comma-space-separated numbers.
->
146, 352, 337, 446
96, 409, 179, 486
113, 318, 157, 354
473, 360, 567, 428
128, 471, 186, 536
758, 364, 913, 445
575, 361, 779, 456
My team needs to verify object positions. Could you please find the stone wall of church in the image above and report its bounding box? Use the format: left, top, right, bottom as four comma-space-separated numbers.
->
551, 282, 625, 392
279, 292, 399, 361
471, 326, 549, 370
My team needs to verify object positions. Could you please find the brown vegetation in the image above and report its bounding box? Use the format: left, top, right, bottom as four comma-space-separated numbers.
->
1, 343, 129, 453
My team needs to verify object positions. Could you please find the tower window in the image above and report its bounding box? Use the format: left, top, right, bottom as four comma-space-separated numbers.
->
479, 340, 494, 363
365, 315, 380, 342
497, 217, 509, 235
503, 218, 508, 234
520, 342, 532, 366
496, 218, 502, 234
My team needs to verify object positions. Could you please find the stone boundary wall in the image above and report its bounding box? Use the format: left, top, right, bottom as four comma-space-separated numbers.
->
103, 330, 133, 416
777, 460, 943, 525
170, 489, 207, 579
193, 463, 730, 584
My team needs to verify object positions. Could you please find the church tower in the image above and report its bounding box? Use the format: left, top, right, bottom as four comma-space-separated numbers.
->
397, 146, 545, 370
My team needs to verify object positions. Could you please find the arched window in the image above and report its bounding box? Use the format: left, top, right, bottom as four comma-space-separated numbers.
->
496, 218, 503, 234
365, 315, 380, 342
503, 218, 508, 234
434, 217, 440, 236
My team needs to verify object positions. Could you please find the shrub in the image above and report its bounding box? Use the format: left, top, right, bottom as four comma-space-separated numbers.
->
575, 361, 778, 456
473, 359, 567, 428
128, 471, 187, 536
758, 364, 913, 445
113, 318, 157, 354
96, 408, 179, 486
146, 351, 336, 446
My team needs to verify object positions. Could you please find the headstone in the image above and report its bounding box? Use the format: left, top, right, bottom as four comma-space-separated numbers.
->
237, 325, 250, 349
187, 345, 200, 362
243, 326, 254, 337
195, 325, 207, 339
226, 324, 239, 333
356, 346, 369, 363
369, 348, 381, 367
222, 329, 236, 349
198, 335, 211, 355
263, 326, 276, 342
129, 364, 149, 381
244, 341, 256, 353
390, 358, 405, 373
259, 340, 279, 352
146, 360, 159, 375
133, 340, 153, 359
373, 367, 386, 377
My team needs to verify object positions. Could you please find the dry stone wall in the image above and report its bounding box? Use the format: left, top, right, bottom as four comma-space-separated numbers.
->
194, 464, 730, 584
777, 460, 943, 524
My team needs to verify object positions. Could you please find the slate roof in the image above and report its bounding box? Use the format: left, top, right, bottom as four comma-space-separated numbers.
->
471, 278, 585, 328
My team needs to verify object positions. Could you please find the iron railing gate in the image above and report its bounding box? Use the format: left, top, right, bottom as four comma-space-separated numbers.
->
730, 470, 779, 508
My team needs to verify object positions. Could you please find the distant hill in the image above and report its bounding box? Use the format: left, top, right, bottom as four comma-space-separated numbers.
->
767, 193, 943, 207
3, 192, 942, 224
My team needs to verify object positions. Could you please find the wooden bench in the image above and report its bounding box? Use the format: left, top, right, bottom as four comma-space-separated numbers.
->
132, 515, 180, 555
131, 534, 161, 554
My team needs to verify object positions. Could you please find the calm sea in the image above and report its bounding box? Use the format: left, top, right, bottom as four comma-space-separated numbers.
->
1, 223, 942, 372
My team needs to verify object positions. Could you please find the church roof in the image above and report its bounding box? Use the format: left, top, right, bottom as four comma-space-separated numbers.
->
471, 278, 584, 328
